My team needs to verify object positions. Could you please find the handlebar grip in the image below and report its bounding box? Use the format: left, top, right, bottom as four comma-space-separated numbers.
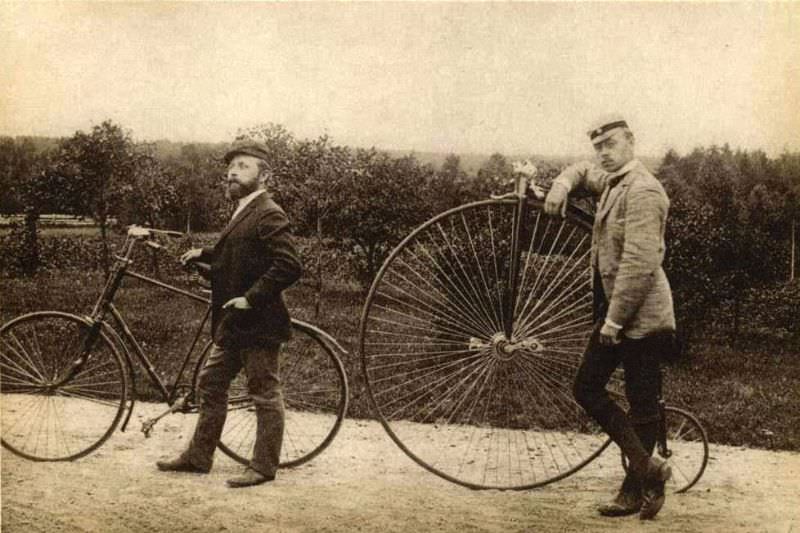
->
127, 225, 184, 238
193, 262, 211, 275
152, 229, 184, 237
128, 226, 151, 237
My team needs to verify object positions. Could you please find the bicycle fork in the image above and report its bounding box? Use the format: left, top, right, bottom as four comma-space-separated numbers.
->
502, 174, 530, 341
656, 368, 672, 459
48, 321, 103, 389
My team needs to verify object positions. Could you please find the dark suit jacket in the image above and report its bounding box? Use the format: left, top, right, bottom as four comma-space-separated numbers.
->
201, 192, 302, 348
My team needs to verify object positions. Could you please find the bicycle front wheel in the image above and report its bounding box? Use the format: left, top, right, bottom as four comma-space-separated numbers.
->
0, 311, 128, 461
193, 321, 348, 468
360, 198, 605, 490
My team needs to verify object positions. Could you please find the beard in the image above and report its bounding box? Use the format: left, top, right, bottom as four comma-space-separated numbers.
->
225, 180, 259, 202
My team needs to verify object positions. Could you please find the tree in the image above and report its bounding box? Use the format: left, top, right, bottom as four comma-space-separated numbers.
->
0, 136, 39, 214
174, 143, 203, 233
775, 152, 800, 281
658, 146, 795, 347
2, 149, 58, 276
329, 150, 433, 286
115, 145, 181, 229
279, 135, 353, 317
426, 154, 471, 215
48, 120, 137, 272
234, 123, 296, 176
474, 152, 515, 199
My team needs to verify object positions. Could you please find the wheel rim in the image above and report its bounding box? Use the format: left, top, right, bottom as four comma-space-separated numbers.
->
204, 324, 348, 468
0, 312, 127, 461
360, 200, 607, 490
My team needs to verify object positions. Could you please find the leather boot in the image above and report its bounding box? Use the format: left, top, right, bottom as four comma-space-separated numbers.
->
598, 473, 642, 517
155, 456, 210, 474
640, 457, 672, 520
226, 467, 275, 488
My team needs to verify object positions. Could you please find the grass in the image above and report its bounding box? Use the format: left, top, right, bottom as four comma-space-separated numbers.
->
668, 342, 800, 450
0, 226, 103, 237
1, 270, 798, 451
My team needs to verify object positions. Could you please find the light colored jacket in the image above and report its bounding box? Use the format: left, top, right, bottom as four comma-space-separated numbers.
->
553, 159, 676, 338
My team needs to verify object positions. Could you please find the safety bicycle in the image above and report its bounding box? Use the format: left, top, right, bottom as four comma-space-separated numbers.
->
0, 226, 349, 468
358, 165, 709, 492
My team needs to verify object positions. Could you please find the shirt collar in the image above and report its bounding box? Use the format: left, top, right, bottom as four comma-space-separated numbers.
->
232, 189, 266, 219
608, 159, 640, 180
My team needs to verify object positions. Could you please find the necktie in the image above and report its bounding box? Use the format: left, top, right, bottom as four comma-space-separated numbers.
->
598, 176, 623, 214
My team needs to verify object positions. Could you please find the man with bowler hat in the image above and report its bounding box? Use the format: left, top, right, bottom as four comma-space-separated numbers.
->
544, 115, 675, 519
157, 142, 302, 488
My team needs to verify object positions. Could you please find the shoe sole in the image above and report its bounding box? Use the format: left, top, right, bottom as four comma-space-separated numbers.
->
598, 506, 641, 517
156, 463, 210, 474
226, 479, 273, 488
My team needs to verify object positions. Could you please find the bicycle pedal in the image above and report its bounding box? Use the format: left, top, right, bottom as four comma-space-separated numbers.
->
141, 420, 156, 438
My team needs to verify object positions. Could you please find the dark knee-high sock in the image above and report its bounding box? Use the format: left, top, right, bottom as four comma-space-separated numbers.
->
619, 420, 659, 493
635, 420, 659, 456
594, 404, 650, 477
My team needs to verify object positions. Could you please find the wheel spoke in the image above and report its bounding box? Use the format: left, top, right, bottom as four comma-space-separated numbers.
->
361, 200, 599, 489
1, 313, 126, 461
207, 324, 347, 469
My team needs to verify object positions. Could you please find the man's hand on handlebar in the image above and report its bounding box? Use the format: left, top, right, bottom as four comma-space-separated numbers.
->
223, 297, 252, 310
544, 183, 569, 217
180, 248, 203, 266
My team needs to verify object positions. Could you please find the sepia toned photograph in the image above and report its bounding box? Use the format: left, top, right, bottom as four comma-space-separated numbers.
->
1, 2, 798, 532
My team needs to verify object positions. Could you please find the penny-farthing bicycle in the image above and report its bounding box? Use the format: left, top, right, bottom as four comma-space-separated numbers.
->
359, 165, 708, 492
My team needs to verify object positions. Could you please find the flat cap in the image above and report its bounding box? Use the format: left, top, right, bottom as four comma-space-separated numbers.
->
223, 142, 271, 165
587, 114, 630, 144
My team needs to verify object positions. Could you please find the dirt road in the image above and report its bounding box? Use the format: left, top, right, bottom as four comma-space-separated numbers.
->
2, 402, 798, 533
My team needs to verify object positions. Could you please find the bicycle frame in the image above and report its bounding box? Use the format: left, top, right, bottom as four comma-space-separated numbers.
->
73, 231, 350, 433
78, 233, 213, 430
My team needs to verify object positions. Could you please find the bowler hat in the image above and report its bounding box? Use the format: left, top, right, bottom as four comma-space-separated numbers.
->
223, 143, 271, 165
587, 114, 630, 144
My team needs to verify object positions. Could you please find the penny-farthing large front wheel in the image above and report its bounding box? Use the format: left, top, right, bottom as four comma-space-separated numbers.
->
360, 198, 612, 490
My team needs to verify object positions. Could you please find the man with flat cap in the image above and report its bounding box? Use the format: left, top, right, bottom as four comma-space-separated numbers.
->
157, 142, 302, 488
544, 116, 676, 519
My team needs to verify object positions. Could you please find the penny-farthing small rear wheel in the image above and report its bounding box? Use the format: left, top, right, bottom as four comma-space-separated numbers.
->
360, 198, 613, 490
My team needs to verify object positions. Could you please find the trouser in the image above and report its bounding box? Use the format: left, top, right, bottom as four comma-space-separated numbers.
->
182, 342, 284, 477
573, 322, 662, 479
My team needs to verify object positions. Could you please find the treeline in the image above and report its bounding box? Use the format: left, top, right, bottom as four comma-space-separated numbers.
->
659, 146, 800, 345
0, 121, 528, 285
2, 120, 799, 346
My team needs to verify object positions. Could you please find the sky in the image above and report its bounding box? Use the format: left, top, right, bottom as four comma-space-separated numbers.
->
1, 2, 798, 158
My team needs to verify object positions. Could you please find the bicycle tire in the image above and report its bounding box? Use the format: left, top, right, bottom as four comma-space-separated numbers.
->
193, 321, 348, 469
621, 406, 709, 493
360, 198, 610, 490
0, 311, 128, 461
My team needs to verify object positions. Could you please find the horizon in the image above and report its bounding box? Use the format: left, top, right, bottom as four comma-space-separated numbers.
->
2, 3, 798, 159
0, 129, 780, 166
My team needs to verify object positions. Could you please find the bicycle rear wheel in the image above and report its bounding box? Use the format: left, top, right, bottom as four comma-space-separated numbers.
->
621, 406, 709, 493
360, 198, 608, 490
193, 321, 348, 468
0, 311, 128, 461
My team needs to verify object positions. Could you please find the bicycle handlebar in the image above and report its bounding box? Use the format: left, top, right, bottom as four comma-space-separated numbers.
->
127, 225, 184, 238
